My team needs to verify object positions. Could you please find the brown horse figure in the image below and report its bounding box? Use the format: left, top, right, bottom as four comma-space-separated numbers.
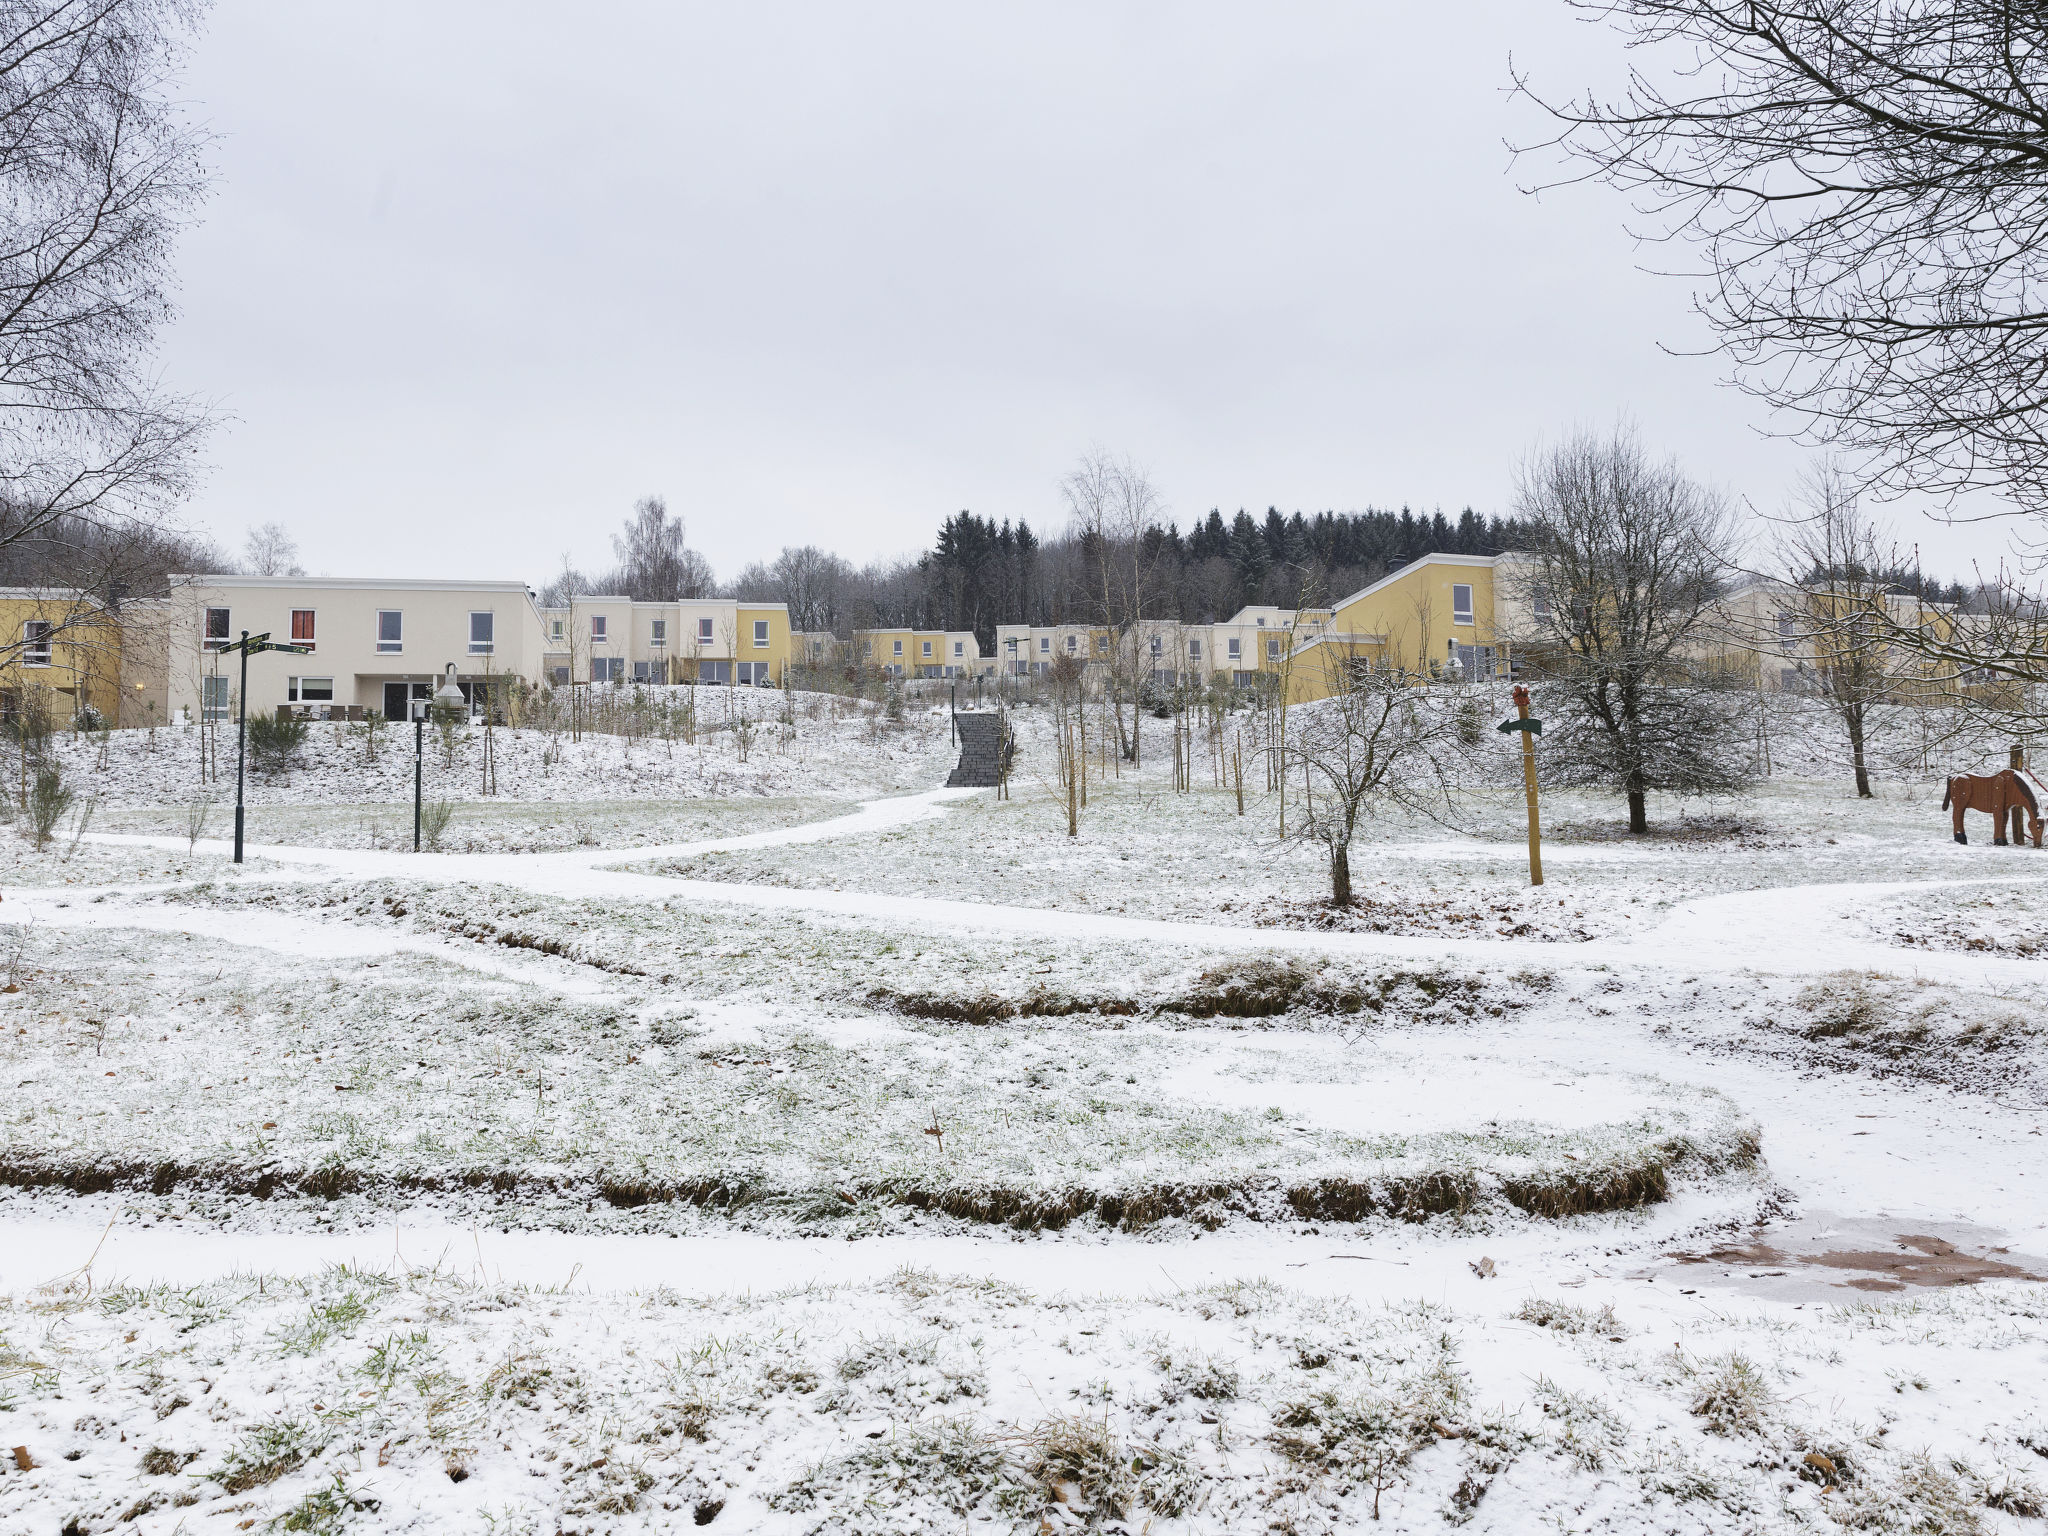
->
1943, 770, 2042, 847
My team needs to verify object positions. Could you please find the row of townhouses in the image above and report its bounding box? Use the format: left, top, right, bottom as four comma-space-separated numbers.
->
0, 554, 1980, 726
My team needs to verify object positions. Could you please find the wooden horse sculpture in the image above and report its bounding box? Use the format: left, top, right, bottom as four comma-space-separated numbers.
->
1943, 769, 2043, 847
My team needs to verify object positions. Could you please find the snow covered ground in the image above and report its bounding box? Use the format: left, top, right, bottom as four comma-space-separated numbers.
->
4, 702, 2048, 1533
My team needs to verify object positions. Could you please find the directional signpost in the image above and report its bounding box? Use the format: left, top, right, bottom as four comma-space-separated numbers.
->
1497, 683, 1544, 887
216, 630, 313, 864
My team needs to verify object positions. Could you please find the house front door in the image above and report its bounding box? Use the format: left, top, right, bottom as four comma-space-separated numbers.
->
381, 681, 429, 721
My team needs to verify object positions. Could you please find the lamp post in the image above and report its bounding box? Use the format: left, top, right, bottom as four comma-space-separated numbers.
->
218, 629, 311, 864
413, 664, 467, 851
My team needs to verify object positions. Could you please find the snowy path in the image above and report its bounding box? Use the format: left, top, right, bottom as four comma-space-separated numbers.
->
46, 784, 2048, 988
7, 781, 2047, 1314
5, 1007, 2042, 1301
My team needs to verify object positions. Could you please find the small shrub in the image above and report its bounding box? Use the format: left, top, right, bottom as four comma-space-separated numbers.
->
246, 710, 309, 776
27, 758, 72, 850
1456, 696, 1483, 746
183, 799, 213, 852
420, 798, 456, 850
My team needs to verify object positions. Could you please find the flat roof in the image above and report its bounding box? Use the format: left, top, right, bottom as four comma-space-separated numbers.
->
172, 575, 537, 593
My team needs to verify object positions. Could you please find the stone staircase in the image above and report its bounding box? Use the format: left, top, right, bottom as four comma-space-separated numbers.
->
946, 711, 1012, 788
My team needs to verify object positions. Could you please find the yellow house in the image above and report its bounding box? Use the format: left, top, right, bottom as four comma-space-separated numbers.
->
734, 604, 792, 684
854, 628, 983, 679
1283, 555, 1513, 703
0, 588, 127, 726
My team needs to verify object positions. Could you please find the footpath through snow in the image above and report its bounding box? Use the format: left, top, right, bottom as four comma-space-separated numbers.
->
39, 785, 2048, 990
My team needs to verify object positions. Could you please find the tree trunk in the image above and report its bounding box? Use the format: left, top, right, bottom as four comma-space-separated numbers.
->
1329, 838, 1352, 906
1847, 705, 1873, 797
1626, 773, 1648, 834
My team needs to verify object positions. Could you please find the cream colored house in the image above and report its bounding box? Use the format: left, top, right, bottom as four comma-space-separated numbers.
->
539, 596, 793, 686
995, 607, 1305, 688
166, 576, 549, 721
992, 623, 1109, 675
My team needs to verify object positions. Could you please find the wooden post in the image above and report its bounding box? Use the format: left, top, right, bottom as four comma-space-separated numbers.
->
1066, 720, 1078, 837
1512, 683, 1544, 887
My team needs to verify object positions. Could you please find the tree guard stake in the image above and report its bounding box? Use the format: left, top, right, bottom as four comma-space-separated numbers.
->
1498, 684, 1544, 887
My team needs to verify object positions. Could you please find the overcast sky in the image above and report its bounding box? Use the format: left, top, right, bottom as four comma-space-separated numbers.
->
160, 2, 2027, 587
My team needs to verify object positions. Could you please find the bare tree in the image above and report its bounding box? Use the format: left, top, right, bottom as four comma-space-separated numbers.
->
1773, 465, 1916, 798
612, 495, 714, 601
1518, 4, 2048, 520
727, 544, 853, 634
0, 2, 213, 569
1062, 449, 1163, 765
1286, 663, 1457, 907
1505, 425, 1747, 833
242, 521, 303, 576
540, 553, 589, 609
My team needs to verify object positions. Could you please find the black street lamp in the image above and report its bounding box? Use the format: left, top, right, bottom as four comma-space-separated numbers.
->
218, 629, 311, 864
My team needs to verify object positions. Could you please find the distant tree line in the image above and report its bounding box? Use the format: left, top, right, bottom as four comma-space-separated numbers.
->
720, 503, 1532, 651
545, 492, 1997, 657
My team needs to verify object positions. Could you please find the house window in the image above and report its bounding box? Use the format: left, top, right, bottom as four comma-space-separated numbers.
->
590, 616, 607, 642
1150, 636, 1162, 657
1095, 635, 1108, 655
892, 639, 903, 657
1777, 611, 1796, 647
591, 657, 624, 682
469, 611, 495, 654
1227, 637, 1241, 659
1039, 637, 1049, 652
1004, 638, 1017, 654
862, 639, 873, 656
1189, 639, 1201, 660
21, 621, 51, 666
290, 609, 316, 650
1267, 637, 1281, 660
633, 661, 655, 682
1532, 585, 1553, 621
922, 640, 933, 657
651, 620, 666, 646
204, 607, 230, 650
1451, 584, 1474, 624
698, 617, 714, 643
202, 674, 231, 721
549, 618, 564, 642
953, 641, 964, 657
376, 610, 403, 654
754, 620, 769, 648
550, 666, 570, 686
287, 676, 334, 703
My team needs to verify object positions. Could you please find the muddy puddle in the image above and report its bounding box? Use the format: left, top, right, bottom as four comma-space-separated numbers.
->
1653, 1213, 2046, 1298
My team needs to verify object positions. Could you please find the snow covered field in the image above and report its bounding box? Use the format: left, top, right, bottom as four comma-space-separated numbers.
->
5, 699, 2048, 1533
